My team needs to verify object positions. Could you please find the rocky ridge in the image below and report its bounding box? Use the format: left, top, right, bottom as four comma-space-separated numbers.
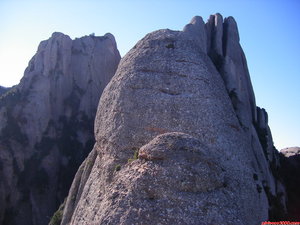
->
0, 32, 120, 225
60, 14, 286, 225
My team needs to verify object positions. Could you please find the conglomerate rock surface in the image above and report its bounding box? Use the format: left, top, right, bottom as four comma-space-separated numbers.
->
0, 32, 120, 225
61, 14, 286, 225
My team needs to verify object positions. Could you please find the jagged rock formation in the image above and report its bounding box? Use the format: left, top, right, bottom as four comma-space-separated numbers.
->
0, 32, 120, 225
280, 147, 300, 220
60, 14, 286, 225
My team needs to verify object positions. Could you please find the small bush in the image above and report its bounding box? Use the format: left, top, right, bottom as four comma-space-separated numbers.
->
49, 210, 62, 225
49, 199, 65, 225
133, 150, 139, 160
128, 149, 139, 163
115, 164, 121, 171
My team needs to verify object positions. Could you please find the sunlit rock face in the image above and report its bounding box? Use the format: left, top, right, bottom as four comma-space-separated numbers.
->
0, 32, 120, 225
61, 14, 286, 225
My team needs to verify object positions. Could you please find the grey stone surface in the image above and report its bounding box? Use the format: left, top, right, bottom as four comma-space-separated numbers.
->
66, 133, 244, 224
205, 14, 286, 219
206, 15, 257, 129
183, 16, 207, 53
60, 15, 284, 224
0, 32, 120, 225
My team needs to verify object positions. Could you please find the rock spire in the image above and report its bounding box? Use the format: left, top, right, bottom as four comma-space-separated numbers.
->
0, 32, 120, 225
60, 14, 285, 224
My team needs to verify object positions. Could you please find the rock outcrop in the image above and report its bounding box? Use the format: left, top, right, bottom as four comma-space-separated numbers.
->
61, 14, 286, 225
0, 86, 10, 97
0, 32, 120, 225
280, 147, 300, 220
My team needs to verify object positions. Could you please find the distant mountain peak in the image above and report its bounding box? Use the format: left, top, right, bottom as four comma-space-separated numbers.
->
0, 32, 120, 225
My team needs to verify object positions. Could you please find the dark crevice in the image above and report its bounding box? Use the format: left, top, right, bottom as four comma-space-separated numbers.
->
166, 43, 175, 49
222, 19, 229, 57
159, 89, 180, 96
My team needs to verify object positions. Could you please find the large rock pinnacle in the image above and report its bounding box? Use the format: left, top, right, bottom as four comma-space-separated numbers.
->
61, 14, 286, 224
0, 32, 120, 225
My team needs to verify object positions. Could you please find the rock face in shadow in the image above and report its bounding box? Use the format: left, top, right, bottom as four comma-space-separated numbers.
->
61, 14, 286, 225
0, 87, 10, 97
280, 147, 300, 220
0, 32, 120, 225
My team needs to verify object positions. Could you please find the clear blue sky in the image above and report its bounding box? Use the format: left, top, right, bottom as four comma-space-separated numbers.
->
0, 0, 299, 150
